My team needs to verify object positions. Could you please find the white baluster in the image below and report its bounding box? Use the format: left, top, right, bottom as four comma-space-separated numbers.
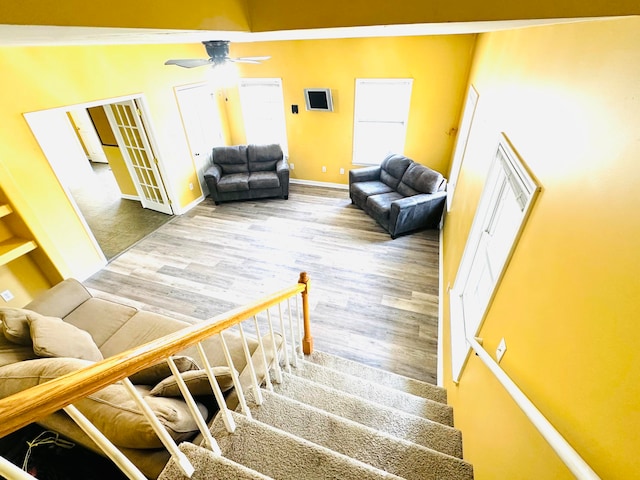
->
287, 298, 299, 368
266, 308, 283, 383
295, 295, 303, 357
121, 378, 194, 478
166, 356, 221, 455
196, 343, 236, 433
277, 303, 291, 373
238, 322, 263, 405
64, 404, 148, 480
253, 314, 273, 392
219, 332, 252, 418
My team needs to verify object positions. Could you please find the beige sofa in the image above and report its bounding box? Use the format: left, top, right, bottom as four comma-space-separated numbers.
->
0, 279, 280, 479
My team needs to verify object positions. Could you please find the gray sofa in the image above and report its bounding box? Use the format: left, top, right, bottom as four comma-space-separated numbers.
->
204, 144, 290, 204
349, 154, 447, 238
0, 279, 280, 479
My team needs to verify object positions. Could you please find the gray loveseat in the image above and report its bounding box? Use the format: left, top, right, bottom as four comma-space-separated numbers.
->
204, 144, 290, 204
349, 154, 447, 238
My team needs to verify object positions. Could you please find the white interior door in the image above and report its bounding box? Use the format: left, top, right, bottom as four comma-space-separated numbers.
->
450, 134, 540, 382
175, 83, 224, 196
68, 108, 108, 164
104, 100, 173, 214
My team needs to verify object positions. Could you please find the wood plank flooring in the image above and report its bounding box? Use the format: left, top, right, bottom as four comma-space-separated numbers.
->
84, 184, 441, 384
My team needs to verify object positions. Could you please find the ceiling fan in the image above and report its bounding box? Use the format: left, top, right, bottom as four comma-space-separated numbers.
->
164, 40, 270, 69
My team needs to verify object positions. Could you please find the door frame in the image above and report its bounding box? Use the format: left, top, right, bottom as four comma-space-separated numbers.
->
449, 133, 541, 382
174, 81, 226, 197
23, 94, 176, 277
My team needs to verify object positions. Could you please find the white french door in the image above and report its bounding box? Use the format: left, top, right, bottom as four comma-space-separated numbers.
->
104, 100, 173, 214
450, 134, 540, 382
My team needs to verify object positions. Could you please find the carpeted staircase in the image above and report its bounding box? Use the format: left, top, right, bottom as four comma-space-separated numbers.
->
158, 351, 473, 480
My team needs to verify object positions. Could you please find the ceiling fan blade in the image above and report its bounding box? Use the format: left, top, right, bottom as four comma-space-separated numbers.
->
164, 59, 212, 68
231, 56, 271, 64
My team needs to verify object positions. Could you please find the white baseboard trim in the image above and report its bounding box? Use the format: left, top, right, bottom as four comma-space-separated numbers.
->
121, 194, 139, 201
172, 194, 205, 215
437, 225, 444, 387
291, 179, 349, 190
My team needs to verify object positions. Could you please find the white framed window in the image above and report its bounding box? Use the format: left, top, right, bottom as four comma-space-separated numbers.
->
352, 78, 413, 166
447, 84, 479, 212
450, 133, 540, 382
238, 78, 289, 156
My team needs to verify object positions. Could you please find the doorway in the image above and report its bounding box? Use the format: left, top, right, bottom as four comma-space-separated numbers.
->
25, 95, 174, 267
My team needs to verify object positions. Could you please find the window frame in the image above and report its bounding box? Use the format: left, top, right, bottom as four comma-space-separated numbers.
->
238, 78, 289, 157
352, 78, 413, 166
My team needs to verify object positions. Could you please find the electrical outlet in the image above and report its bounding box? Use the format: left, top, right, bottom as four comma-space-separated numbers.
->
290, 163, 295, 170
339, 168, 345, 175
496, 338, 507, 363
188, 183, 194, 191
321, 166, 327, 173
1, 290, 14, 302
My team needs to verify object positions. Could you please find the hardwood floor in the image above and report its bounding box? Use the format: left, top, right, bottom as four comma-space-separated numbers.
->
84, 184, 441, 384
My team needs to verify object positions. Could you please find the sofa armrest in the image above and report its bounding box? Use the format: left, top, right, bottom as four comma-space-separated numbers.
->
203, 164, 222, 184
276, 158, 290, 198
24, 278, 93, 319
389, 191, 447, 238
349, 166, 381, 184
276, 157, 289, 174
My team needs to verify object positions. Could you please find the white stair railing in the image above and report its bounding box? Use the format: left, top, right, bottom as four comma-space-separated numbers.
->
0, 272, 312, 480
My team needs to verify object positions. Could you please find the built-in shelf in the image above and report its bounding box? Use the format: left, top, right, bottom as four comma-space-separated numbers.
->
0, 204, 12, 219
0, 238, 37, 267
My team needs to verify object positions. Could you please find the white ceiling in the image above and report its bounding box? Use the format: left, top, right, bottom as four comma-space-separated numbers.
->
0, 18, 610, 47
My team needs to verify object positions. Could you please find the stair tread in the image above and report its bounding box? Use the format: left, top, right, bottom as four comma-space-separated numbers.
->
158, 442, 274, 480
211, 411, 405, 480
247, 388, 472, 478
306, 351, 447, 403
275, 371, 455, 430
288, 361, 453, 424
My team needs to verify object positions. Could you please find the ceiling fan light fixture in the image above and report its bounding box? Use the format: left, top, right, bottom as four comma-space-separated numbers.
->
164, 40, 270, 69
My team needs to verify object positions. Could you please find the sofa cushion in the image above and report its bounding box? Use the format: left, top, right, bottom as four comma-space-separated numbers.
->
29, 314, 104, 362
217, 173, 250, 193
366, 192, 404, 220
98, 310, 191, 359
1, 307, 35, 345
397, 162, 445, 196
379, 154, 412, 189
0, 358, 207, 449
24, 278, 92, 319
212, 145, 249, 175
0, 334, 37, 368
247, 144, 283, 172
149, 367, 236, 397
62, 297, 137, 349
350, 181, 394, 206
128, 356, 200, 385
249, 171, 280, 189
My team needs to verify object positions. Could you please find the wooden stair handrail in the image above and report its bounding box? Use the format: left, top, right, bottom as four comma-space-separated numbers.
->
0, 275, 311, 439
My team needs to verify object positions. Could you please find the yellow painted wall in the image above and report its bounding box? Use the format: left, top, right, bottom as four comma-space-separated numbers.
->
0, 0, 251, 31
0, 42, 208, 293
103, 146, 137, 197
442, 17, 640, 479
226, 35, 476, 183
3, 0, 638, 32
247, 1, 640, 31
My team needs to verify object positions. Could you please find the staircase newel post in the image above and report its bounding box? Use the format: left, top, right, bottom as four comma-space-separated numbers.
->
299, 271, 313, 355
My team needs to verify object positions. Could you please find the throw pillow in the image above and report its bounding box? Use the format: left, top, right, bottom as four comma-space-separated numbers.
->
28, 314, 103, 362
149, 367, 235, 397
128, 356, 200, 385
1, 307, 36, 345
